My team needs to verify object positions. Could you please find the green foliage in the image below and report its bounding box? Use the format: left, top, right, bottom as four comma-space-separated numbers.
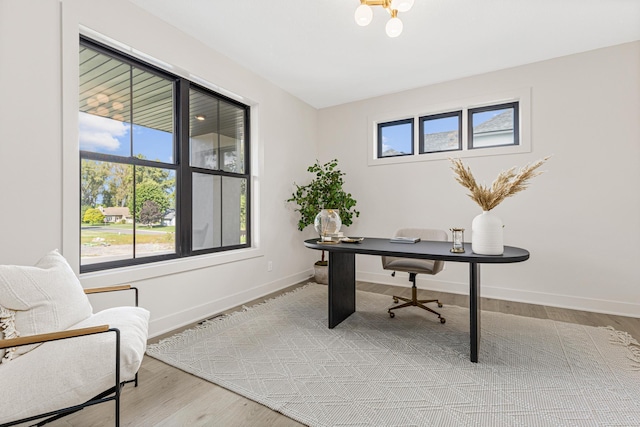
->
129, 180, 170, 222
139, 200, 164, 227
80, 205, 92, 223
286, 159, 360, 231
83, 208, 105, 224
240, 193, 247, 230
81, 160, 109, 207
81, 156, 176, 217
104, 163, 133, 208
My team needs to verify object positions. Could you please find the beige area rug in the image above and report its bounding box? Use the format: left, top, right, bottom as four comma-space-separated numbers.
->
146, 284, 640, 426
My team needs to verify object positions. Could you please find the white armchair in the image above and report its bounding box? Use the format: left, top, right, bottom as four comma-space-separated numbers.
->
0, 251, 149, 427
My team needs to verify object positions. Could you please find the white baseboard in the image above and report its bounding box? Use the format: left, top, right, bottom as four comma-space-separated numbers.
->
357, 271, 640, 319
149, 269, 314, 338
150, 267, 638, 338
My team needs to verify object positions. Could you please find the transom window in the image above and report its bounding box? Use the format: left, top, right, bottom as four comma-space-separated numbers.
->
469, 102, 519, 149
372, 97, 525, 162
419, 111, 462, 154
79, 37, 250, 272
377, 118, 414, 158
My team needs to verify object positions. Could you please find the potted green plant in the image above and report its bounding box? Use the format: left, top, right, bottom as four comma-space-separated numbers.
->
287, 159, 360, 284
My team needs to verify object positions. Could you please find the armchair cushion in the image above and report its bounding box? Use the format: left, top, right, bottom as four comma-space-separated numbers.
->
0, 305, 149, 424
0, 250, 93, 361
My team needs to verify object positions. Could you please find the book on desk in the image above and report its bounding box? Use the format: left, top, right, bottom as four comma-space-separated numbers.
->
389, 236, 421, 243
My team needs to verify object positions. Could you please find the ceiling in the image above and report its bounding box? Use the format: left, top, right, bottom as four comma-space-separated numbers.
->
80, 43, 245, 141
129, 0, 640, 109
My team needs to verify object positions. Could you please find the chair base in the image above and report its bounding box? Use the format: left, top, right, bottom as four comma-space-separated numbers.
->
388, 281, 446, 324
8, 375, 139, 427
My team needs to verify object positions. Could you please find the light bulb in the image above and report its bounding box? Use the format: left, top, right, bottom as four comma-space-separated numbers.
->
96, 93, 110, 104
354, 4, 373, 26
386, 17, 403, 37
391, 0, 414, 13
87, 97, 99, 108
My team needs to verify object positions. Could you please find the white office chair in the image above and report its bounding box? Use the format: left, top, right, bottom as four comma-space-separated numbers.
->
382, 228, 448, 323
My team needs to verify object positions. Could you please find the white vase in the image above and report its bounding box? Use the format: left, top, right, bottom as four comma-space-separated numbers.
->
471, 211, 503, 255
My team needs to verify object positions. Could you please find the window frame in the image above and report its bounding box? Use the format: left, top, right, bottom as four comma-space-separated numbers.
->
367, 88, 530, 167
468, 101, 519, 150
376, 118, 415, 158
418, 110, 462, 154
79, 37, 251, 273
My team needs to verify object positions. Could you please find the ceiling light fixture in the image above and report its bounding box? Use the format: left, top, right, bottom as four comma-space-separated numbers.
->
195, 114, 206, 121
354, 0, 414, 38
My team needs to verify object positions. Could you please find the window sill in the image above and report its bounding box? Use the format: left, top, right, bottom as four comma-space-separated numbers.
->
80, 246, 264, 288
369, 143, 531, 166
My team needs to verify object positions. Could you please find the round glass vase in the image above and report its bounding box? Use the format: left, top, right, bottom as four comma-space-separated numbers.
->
471, 211, 504, 255
314, 209, 342, 243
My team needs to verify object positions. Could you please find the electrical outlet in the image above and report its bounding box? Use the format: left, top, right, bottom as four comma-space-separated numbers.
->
267, 261, 273, 272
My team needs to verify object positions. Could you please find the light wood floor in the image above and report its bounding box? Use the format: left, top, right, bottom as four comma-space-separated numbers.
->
46, 281, 639, 427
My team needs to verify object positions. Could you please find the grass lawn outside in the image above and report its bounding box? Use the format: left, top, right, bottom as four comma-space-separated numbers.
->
81, 223, 246, 261
81, 226, 175, 247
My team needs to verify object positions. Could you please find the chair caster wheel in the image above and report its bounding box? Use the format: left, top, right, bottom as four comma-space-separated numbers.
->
393, 298, 398, 304
440, 317, 446, 324
437, 303, 443, 308
389, 311, 395, 318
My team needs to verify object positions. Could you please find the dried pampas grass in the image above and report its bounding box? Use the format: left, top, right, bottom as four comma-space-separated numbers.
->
449, 157, 550, 211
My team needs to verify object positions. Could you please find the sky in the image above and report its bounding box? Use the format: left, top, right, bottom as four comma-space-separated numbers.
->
79, 112, 174, 163
81, 106, 507, 160
381, 115, 458, 154
381, 108, 508, 154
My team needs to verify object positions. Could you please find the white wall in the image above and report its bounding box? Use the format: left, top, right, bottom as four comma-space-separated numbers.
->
318, 42, 640, 317
1, 0, 637, 339
0, 0, 319, 337
0, 0, 62, 256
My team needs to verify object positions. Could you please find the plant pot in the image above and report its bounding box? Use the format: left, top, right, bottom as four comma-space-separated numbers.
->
313, 261, 328, 285
471, 211, 503, 255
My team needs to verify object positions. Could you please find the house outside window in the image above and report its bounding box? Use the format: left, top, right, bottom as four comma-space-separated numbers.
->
368, 90, 529, 166
468, 102, 519, 149
79, 37, 250, 272
419, 111, 462, 154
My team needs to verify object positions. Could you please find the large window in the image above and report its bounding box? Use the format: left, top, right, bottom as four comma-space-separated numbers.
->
79, 38, 250, 272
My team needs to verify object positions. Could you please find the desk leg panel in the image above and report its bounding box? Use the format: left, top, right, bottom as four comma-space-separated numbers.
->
469, 263, 481, 363
328, 252, 356, 329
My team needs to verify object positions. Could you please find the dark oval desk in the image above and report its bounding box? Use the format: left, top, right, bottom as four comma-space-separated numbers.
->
304, 238, 530, 363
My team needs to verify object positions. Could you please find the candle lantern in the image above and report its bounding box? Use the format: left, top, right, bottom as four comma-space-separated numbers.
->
450, 228, 465, 253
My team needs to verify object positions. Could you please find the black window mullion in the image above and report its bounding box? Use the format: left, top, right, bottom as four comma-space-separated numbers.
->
218, 175, 223, 247
129, 64, 136, 259
178, 79, 192, 256
80, 151, 176, 170
243, 107, 251, 247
